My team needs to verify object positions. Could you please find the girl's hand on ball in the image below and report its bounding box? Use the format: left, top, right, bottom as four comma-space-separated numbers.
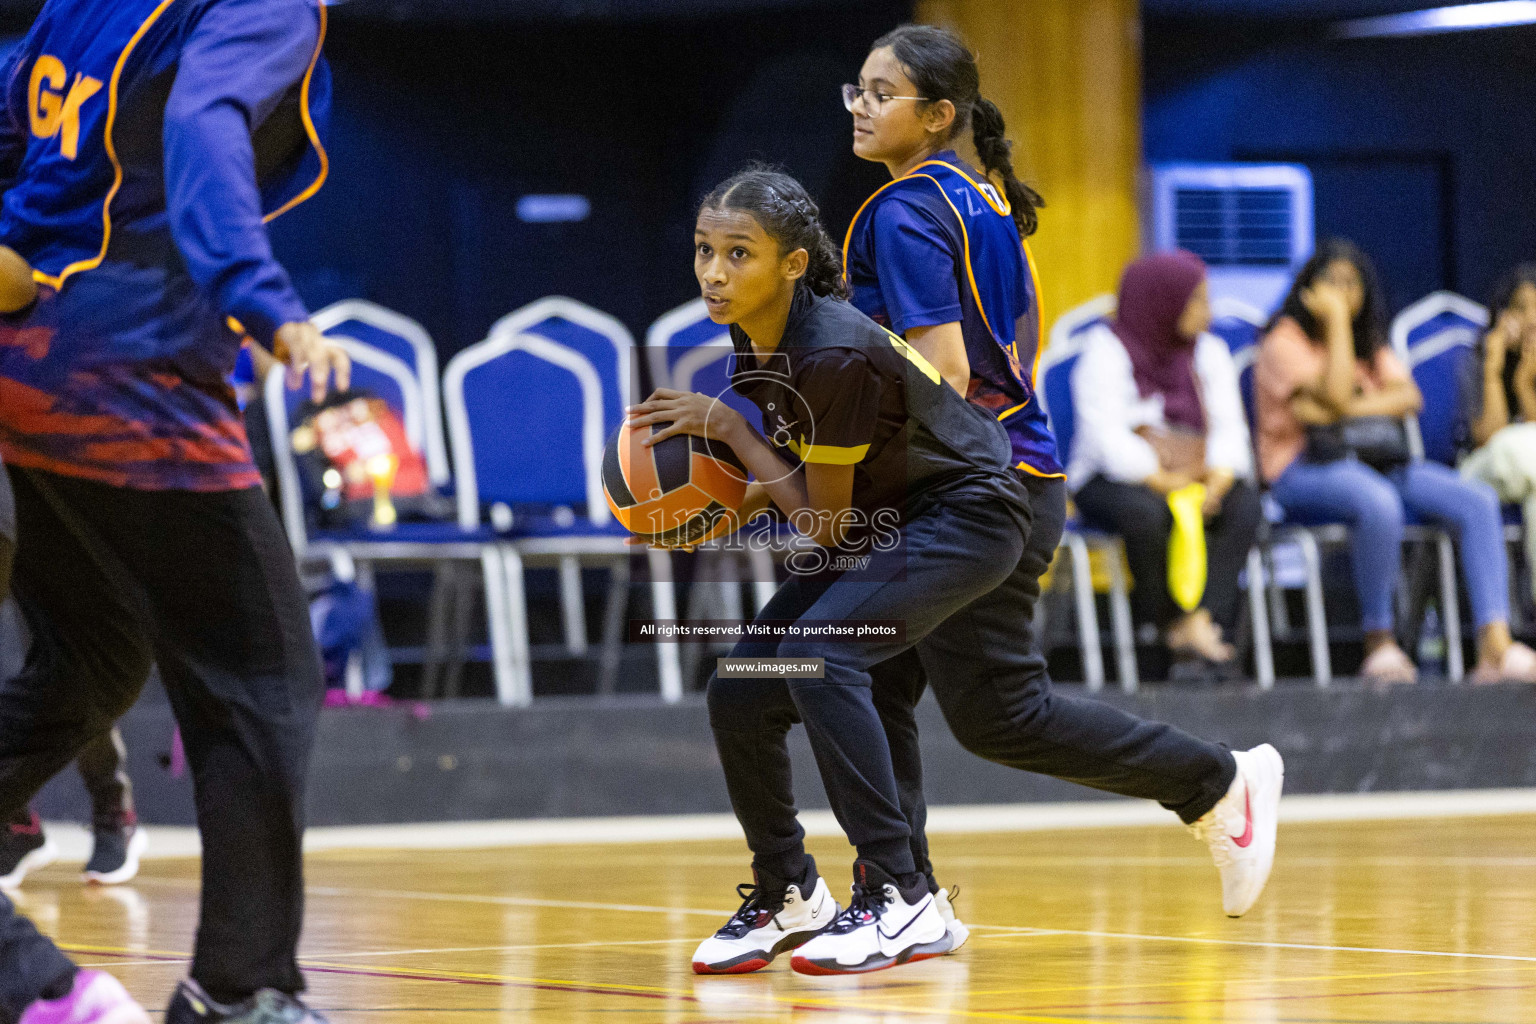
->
626, 389, 744, 447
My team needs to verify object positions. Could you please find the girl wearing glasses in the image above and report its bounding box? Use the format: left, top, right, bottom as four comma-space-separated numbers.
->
840, 24, 1282, 938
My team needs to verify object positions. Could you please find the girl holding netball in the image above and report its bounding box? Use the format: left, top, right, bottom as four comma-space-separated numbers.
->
629, 166, 1034, 974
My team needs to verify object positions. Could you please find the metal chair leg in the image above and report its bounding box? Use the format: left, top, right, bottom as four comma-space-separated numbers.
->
1247, 546, 1275, 690
558, 555, 589, 657
496, 546, 533, 706
1105, 541, 1138, 693
482, 547, 517, 706
1438, 533, 1464, 683
1294, 531, 1332, 687
646, 548, 684, 703
1063, 534, 1104, 691
748, 544, 777, 612
597, 557, 630, 697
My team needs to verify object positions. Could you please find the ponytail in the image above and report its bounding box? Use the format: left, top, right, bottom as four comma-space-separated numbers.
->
699, 164, 851, 301
874, 24, 1046, 237
971, 96, 1044, 237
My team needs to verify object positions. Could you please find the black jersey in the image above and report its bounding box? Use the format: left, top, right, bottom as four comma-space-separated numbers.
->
728, 288, 1025, 527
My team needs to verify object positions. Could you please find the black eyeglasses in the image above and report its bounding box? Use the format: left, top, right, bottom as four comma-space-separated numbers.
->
841, 83, 929, 115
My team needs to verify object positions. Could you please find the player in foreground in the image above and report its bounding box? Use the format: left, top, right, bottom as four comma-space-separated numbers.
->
0, 251, 148, 1023
0, 0, 346, 1020
630, 165, 1282, 977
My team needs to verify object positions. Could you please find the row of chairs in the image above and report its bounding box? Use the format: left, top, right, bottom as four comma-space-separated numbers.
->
265, 296, 777, 706
1040, 289, 1516, 691
272, 288, 1511, 705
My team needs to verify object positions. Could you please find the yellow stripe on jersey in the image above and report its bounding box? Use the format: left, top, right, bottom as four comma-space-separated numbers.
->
882, 328, 943, 386
788, 438, 870, 466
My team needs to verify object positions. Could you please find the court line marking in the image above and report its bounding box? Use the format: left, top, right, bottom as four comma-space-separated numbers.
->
313, 936, 696, 958
971, 924, 1536, 963
1014, 979, 1536, 1013
306, 883, 732, 917
38, 788, 1536, 861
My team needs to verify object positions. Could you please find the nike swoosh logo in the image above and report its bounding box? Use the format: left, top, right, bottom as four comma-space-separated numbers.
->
876, 897, 933, 942
1230, 790, 1254, 848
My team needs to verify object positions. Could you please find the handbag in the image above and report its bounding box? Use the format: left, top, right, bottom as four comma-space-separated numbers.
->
1304, 415, 1410, 472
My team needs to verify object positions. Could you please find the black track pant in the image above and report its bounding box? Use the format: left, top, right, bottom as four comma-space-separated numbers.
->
4, 727, 134, 832
0, 523, 78, 1024
713, 474, 1236, 887
0, 467, 323, 1005
709, 491, 1027, 881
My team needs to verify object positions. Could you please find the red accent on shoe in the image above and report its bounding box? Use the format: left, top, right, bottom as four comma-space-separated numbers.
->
1230, 790, 1254, 848
10, 812, 40, 837
693, 958, 768, 975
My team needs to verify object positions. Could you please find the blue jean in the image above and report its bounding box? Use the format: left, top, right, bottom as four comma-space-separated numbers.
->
1270, 458, 1509, 634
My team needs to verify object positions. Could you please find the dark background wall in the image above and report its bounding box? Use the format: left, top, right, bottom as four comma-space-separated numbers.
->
264, 2, 910, 358
1144, 16, 1536, 316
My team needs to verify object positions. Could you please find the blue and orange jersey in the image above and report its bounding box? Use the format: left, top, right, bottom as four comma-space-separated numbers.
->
0, 0, 329, 490
843, 150, 1063, 479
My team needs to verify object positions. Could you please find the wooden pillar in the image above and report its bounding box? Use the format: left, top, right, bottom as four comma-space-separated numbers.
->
915, 0, 1141, 333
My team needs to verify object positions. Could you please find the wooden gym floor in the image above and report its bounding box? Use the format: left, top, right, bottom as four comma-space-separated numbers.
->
15, 813, 1536, 1022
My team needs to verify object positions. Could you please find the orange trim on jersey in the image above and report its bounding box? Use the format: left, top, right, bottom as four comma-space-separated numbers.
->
32, 0, 179, 290
1015, 461, 1066, 479
262, 1, 328, 224
995, 400, 1030, 421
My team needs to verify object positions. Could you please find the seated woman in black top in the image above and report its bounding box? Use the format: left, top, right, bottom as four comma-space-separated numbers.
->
1070, 251, 1263, 672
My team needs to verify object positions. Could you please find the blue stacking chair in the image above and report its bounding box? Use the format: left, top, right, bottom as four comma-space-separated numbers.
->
1396, 293, 1523, 542
1393, 292, 1489, 467
311, 300, 450, 490
467, 297, 671, 677
262, 338, 520, 702
1039, 295, 1137, 691
443, 308, 684, 702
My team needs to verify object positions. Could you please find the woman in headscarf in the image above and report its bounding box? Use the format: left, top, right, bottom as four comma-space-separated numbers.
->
1070, 250, 1262, 671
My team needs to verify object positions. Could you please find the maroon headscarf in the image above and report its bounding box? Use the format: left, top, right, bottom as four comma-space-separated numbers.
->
1112, 250, 1209, 433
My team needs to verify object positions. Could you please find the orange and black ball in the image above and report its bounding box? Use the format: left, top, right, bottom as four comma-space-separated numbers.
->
603, 423, 748, 547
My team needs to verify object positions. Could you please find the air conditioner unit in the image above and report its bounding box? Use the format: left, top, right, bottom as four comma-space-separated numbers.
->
1150, 163, 1314, 316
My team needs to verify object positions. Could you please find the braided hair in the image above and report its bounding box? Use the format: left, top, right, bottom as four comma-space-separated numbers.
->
873, 24, 1044, 237
699, 165, 850, 300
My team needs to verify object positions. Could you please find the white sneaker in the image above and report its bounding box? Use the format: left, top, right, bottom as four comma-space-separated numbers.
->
692, 874, 839, 974
936, 886, 969, 952
790, 861, 949, 975
1190, 743, 1284, 917
83, 825, 148, 886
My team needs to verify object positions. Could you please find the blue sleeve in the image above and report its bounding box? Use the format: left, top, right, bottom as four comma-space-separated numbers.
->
163, 0, 317, 347
869, 195, 963, 335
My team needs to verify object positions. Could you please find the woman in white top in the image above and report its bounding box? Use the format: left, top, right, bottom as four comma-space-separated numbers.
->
1070, 250, 1262, 670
